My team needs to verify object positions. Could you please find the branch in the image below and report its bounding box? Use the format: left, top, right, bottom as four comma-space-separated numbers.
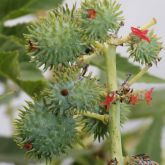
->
128, 64, 152, 86
78, 53, 98, 64
77, 53, 106, 71
78, 111, 109, 124
77, 41, 105, 65
108, 18, 157, 45
84, 112, 109, 124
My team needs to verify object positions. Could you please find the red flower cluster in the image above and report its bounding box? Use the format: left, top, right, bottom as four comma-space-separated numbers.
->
100, 92, 115, 111
145, 88, 154, 105
129, 88, 154, 106
87, 9, 97, 19
100, 88, 154, 110
131, 27, 150, 43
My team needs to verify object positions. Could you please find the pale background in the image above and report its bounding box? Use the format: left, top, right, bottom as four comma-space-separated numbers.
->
0, 0, 165, 164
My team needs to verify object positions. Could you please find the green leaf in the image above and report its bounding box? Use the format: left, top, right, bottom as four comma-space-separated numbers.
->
0, 75, 6, 82
1, 23, 28, 39
1, 0, 64, 21
0, 0, 64, 41
116, 55, 165, 83
0, 51, 47, 96
0, 33, 30, 63
25, 0, 64, 11
0, 51, 20, 79
136, 115, 163, 163
129, 90, 165, 119
0, 0, 29, 19
19, 62, 44, 81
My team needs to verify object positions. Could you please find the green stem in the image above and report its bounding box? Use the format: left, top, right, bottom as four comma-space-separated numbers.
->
128, 65, 151, 86
104, 44, 123, 164
78, 53, 106, 71
80, 111, 109, 124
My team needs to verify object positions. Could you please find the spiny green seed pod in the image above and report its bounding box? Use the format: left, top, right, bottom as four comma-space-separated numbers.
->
81, 103, 130, 141
14, 101, 77, 160
44, 77, 104, 115
25, 6, 85, 70
127, 31, 163, 65
53, 64, 80, 83
82, 117, 109, 142
80, 0, 124, 42
81, 108, 109, 142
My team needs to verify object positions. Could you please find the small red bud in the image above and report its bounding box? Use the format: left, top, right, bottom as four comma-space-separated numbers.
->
23, 143, 33, 150
130, 94, 138, 105
87, 9, 97, 19
145, 88, 154, 105
61, 89, 69, 96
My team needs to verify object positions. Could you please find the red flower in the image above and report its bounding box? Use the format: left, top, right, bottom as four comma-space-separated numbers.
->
131, 27, 150, 43
145, 88, 154, 105
130, 94, 138, 105
100, 92, 115, 111
23, 143, 33, 150
87, 9, 97, 19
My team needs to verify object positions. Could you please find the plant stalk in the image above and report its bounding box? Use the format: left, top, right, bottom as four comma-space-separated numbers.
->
79, 111, 109, 124
104, 44, 123, 164
128, 65, 151, 86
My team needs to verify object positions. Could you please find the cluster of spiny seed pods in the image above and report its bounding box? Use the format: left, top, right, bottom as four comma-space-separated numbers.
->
13, 0, 163, 163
